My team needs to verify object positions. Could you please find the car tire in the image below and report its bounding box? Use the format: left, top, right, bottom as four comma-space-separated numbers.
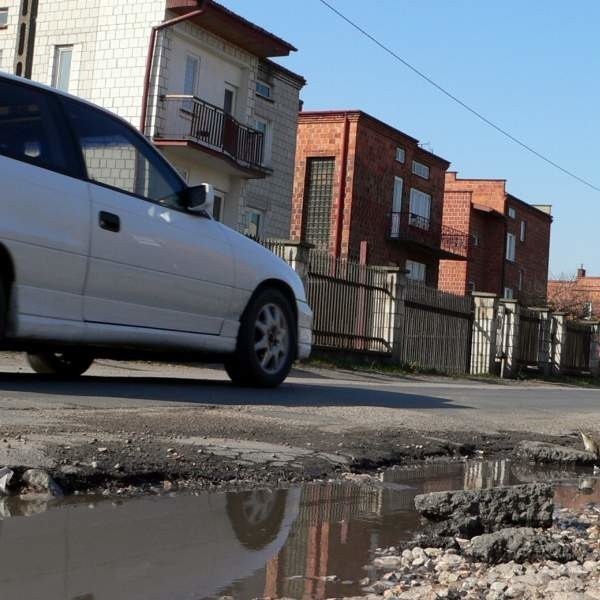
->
225, 288, 296, 388
0, 280, 6, 340
26, 352, 94, 377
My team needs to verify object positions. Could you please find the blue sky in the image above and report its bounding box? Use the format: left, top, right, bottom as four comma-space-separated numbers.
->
225, 0, 600, 277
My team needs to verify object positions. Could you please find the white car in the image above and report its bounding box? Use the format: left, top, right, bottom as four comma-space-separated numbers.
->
0, 73, 312, 387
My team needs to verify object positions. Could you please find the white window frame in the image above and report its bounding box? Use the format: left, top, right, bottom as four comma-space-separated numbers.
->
224, 82, 237, 116
395, 146, 405, 163
244, 208, 264, 238
182, 52, 200, 111
520, 220, 526, 242
212, 191, 224, 222
406, 260, 426, 283
508, 207, 516, 219
506, 232, 516, 261
409, 188, 431, 229
52, 45, 73, 92
254, 115, 272, 166
412, 160, 430, 179
392, 176, 403, 213
256, 80, 272, 99
504, 287, 514, 299
0, 8, 8, 28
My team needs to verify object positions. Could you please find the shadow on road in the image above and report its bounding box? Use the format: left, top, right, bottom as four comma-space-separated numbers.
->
0, 373, 468, 410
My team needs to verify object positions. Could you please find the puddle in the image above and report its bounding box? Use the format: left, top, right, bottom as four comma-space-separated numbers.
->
0, 459, 598, 600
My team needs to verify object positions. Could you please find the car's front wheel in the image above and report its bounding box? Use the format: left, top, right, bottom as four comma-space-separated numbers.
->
27, 352, 94, 377
225, 288, 296, 388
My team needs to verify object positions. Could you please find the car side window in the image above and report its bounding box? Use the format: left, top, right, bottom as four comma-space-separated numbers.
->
63, 99, 185, 205
0, 80, 70, 173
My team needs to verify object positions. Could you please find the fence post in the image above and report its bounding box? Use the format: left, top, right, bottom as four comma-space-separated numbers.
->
470, 293, 498, 375
590, 323, 600, 377
498, 299, 520, 378
381, 268, 406, 363
550, 312, 567, 375
278, 240, 314, 286
530, 307, 551, 375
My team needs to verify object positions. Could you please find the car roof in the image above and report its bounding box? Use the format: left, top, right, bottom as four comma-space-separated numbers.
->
0, 71, 137, 130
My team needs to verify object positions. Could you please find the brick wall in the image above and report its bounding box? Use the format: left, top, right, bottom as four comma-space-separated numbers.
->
243, 61, 304, 239
292, 111, 449, 286
440, 173, 552, 302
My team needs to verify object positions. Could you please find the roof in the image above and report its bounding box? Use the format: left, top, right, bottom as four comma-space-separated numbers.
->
166, 0, 297, 58
259, 58, 306, 88
298, 110, 451, 168
506, 193, 553, 221
472, 203, 505, 219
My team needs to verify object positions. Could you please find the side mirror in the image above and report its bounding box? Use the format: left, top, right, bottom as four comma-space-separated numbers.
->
185, 183, 214, 216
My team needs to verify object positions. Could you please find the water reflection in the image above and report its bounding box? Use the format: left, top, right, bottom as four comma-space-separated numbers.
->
0, 460, 597, 600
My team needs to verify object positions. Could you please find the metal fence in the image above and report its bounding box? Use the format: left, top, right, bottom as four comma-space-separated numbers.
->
518, 308, 544, 368
304, 251, 394, 353
562, 321, 593, 372
400, 281, 474, 373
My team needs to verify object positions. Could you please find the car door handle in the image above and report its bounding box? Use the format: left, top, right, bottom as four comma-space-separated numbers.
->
99, 211, 120, 233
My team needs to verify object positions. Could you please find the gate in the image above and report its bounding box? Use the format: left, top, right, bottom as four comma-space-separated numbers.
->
518, 308, 544, 368
561, 321, 593, 372
400, 281, 473, 373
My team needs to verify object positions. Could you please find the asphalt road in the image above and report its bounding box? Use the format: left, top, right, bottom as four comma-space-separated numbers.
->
0, 352, 598, 481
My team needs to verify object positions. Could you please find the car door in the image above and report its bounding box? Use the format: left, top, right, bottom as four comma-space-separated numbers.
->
0, 78, 90, 336
61, 98, 234, 336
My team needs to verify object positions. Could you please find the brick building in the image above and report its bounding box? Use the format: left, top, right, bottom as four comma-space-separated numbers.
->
0, 0, 304, 237
291, 110, 469, 286
548, 266, 600, 319
439, 173, 553, 303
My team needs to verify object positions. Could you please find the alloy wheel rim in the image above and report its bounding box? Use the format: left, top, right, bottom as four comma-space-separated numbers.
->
254, 303, 289, 374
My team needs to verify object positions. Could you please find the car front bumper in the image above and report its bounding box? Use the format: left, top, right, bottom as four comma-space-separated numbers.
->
296, 299, 312, 360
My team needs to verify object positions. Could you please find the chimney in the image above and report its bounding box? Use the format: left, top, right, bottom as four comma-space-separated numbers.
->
577, 265, 586, 279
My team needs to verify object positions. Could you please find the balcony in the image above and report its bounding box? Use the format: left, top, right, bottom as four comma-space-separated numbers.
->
153, 94, 270, 178
389, 211, 470, 260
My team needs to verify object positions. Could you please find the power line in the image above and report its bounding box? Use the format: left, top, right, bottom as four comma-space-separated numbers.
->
318, 0, 600, 194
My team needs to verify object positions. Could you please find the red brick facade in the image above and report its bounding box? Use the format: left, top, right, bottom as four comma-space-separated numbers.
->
291, 111, 456, 286
439, 173, 553, 303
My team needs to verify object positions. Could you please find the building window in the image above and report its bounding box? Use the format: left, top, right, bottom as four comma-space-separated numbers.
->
183, 54, 199, 110
584, 302, 593, 319
392, 176, 403, 213
506, 232, 516, 261
256, 80, 272, 99
254, 116, 272, 165
395, 147, 405, 163
508, 207, 516, 219
0, 8, 7, 28
406, 260, 426, 282
212, 192, 224, 221
224, 82, 237, 115
52, 45, 73, 92
409, 188, 431, 229
472, 232, 480, 247
244, 208, 263, 238
504, 287, 514, 299
303, 157, 335, 250
520, 220, 527, 242
412, 160, 430, 179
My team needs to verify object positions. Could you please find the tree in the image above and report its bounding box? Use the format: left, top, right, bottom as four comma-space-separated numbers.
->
547, 273, 592, 319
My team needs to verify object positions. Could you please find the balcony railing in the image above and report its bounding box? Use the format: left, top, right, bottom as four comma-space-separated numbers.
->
390, 211, 470, 258
157, 94, 265, 170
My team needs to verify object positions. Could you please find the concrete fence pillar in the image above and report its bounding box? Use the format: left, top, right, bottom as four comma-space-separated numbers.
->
550, 313, 567, 375
382, 269, 407, 363
590, 324, 600, 377
497, 300, 520, 377
470, 293, 499, 375
278, 240, 314, 286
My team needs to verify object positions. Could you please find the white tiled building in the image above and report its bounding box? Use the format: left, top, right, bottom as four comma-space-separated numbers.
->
0, 0, 305, 236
